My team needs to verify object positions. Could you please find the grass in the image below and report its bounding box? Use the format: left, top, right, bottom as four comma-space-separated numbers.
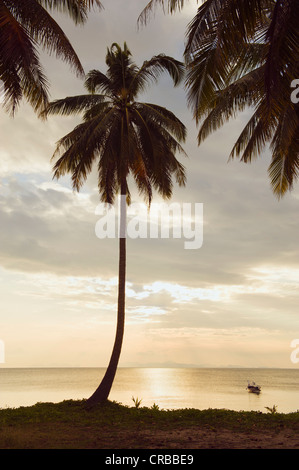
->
0, 399, 299, 448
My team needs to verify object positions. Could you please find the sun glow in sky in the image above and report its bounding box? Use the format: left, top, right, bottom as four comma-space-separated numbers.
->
1, 0, 299, 369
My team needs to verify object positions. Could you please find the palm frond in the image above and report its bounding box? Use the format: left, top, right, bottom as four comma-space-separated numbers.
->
97, 118, 122, 203
0, 1, 50, 113
264, 0, 299, 105
138, 0, 187, 27
131, 54, 184, 95
85, 70, 114, 95
268, 145, 299, 198
0, 0, 104, 113
135, 102, 187, 142
185, 0, 270, 60
267, 103, 299, 196
41, 93, 106, 119
268, 151, 291, 197
9, 0, 85, 77
233, 112, 274, 163
132, 105, 187, 162
52, 116, 108, 191
197, 67, 263, 145
186, 35, 232, 121
38, 0, 103, 24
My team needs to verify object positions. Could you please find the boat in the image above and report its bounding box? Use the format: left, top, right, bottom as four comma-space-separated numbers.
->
247, 381, 261, 394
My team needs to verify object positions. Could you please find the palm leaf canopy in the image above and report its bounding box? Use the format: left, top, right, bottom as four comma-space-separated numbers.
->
44, 42, 187, 205
185, 0, 299, 197
0, 0, 102, 113
140, 0, 299, 197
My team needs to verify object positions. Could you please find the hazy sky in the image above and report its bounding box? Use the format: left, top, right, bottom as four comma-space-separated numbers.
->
1, 0, 299, 369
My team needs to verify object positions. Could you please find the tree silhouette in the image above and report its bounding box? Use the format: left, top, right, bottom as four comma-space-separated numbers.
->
43, 42, 187, 405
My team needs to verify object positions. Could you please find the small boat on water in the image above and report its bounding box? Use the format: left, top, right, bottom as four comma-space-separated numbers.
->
247, 381, 261, 394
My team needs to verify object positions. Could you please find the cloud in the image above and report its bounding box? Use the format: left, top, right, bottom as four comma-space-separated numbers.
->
1, 0, 299, 368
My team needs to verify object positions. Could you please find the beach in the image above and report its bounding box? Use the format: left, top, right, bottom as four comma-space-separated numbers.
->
2, 421, 299, 449
1, 400, 299, 449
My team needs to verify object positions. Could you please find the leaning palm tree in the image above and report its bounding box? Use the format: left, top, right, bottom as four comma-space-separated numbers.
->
43, 42, 187, 405
139, 0, 299, 197
0, 0, 102, 114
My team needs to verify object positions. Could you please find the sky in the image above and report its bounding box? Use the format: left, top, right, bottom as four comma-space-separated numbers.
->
1, 0, 299, 369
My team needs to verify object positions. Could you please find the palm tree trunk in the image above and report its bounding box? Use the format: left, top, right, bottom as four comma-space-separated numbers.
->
86, 182, 127, 406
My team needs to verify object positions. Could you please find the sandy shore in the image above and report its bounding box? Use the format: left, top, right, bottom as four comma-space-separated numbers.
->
97, 425, 299, 449
1, 421, 299, 449
1, 400, 299, 449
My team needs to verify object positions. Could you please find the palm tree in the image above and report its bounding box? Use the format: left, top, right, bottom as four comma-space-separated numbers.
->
0, 0, 102, 114
139, 0, 299, 197
43, 42, 187, 405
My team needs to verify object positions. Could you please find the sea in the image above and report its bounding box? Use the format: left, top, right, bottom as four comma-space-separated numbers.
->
0, 367, 299, 414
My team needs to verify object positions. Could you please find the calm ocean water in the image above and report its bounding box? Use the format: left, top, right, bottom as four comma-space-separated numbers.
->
0, 367, 299, 413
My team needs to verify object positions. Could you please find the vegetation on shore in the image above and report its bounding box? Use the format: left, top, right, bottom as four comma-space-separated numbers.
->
1, 399, 299, 449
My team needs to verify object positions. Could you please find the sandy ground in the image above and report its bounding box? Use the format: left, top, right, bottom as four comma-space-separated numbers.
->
98, 425, 299, 449
1, 422, 299, 449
